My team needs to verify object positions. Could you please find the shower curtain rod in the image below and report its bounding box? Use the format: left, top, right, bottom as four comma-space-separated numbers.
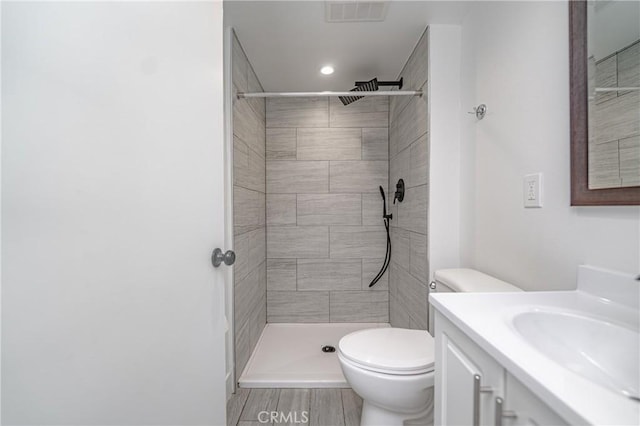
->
237, 90, 422, 99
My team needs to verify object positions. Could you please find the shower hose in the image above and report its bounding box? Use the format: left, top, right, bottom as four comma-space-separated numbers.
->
369, 186, 392, 287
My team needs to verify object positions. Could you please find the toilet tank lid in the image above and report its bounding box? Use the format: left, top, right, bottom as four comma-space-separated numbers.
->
434, 268, 522, 292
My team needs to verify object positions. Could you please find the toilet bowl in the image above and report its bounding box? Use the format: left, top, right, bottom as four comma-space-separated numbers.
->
338, 269, 523, 426
338, 327, 435, 426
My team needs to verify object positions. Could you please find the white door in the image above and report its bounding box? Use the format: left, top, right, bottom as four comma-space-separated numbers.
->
1, 2, 227, 425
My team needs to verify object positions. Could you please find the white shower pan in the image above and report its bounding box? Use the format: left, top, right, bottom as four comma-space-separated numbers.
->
239, 322, 390, 388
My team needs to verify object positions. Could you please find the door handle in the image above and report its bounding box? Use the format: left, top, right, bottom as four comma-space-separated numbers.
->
211, 248, 236, 267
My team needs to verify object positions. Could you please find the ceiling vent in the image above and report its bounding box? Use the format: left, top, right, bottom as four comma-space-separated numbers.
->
325, 1, 389, 23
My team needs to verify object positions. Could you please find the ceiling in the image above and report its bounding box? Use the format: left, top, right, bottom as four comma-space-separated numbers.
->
224, 1, 472, 92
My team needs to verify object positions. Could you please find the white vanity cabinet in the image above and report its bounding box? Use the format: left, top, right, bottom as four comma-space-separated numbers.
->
434, 311, 568, 426
501, 373, 568, 426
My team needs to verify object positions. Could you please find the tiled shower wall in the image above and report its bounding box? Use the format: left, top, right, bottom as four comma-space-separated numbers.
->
588, 40, 640, 189
388, 29, 430, 330
232, 33, 266, 377
265, 96, 390, 323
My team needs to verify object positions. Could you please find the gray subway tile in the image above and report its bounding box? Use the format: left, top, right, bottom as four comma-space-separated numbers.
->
362, 258, 388, 291
593, 90, 640, 144
409, 311, 429, 330
297, 194, 362, 225
330, 161, 388, 193
234, 97, 265, 158
398, 185, 428, 234
390, 227, 411, 272
267, 291, 329, 322
389, 93, 428, 154
409, 134, 429, 188
330, 291, 389, 322
589, 140, 621, 189
387, 193, 399, 229
329, 96, 389, 128
388, 100, 401, 158
267, 161, 329, 194
267, 194, 296, 226
595, 55, 617, 104
234, 228, 266, 283
362, 128, 389, 160
249, 297, 266, 356
410, 231, 428, 282
390, 30, 428, 126
267, 259, 297, 291
247, 65, 265, 119
390, 144, 410, 192
267, 128, 296, 160
362, 192, 385, 226
234, 186, 265, 235
267, 97, 328, 128
390, 262, 429, 329
406, 29, 429, 91
297, 128, 362, 160
389, 93, 410, 139
330, 226, 387, 259
389, 293, 410, 329
234, 137, 265, 193
235, 318, 251, 378
234, 261, 266, 341
297, 259, 362, 291
620, 136, 640, 187
267, 226, 329, 258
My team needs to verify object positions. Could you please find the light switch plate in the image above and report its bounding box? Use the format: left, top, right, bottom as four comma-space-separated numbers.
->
523, 173, 543, 208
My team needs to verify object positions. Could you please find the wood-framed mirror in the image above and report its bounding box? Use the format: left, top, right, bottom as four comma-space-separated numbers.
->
570, 0, 640, 205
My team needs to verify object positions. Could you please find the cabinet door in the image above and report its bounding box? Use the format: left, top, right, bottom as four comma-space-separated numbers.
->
435, 313, 505, 426
500, 373, 568, 426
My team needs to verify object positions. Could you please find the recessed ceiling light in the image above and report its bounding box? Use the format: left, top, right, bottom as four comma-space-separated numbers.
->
320, 66, 334, 75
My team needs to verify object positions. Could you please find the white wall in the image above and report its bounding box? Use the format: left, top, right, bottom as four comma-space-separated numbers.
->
2, 2, 227, 424
428, 25, 463, 283
459, 1, 640, 291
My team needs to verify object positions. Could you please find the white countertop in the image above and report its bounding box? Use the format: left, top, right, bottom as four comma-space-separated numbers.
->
430, 288, 640, 425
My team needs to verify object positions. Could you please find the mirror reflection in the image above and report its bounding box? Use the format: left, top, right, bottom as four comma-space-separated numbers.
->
587, 0, 640, 189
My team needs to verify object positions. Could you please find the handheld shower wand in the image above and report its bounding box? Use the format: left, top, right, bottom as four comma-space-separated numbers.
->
380, 186, 392, 220
369, 186, 392, 287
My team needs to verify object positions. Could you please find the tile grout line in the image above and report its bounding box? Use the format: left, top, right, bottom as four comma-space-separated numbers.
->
236, 388, 252, 426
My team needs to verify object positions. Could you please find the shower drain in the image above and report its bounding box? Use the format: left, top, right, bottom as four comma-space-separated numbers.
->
321, 345, 336, 353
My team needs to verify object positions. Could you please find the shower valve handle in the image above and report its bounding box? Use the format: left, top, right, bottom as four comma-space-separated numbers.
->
393, 179, 405, 204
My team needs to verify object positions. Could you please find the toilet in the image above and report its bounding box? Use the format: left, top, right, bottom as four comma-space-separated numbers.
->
338, 269, 522, 426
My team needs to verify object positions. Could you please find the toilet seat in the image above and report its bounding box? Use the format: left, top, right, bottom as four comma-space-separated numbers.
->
338, 328, 435, 375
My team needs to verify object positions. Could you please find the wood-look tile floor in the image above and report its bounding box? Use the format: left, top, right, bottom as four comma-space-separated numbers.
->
227, 388, 362, 426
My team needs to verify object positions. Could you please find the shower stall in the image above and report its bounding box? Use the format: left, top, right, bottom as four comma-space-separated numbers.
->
228, 26, 431, 391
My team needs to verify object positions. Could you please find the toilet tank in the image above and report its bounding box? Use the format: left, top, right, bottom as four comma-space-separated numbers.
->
433, 268, 522, 293
427, 268, 522, 334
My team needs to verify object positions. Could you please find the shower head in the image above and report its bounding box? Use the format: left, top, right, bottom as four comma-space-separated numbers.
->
338, 77, 404, 106
338, 78, 378, 106
379, 185, 386, 203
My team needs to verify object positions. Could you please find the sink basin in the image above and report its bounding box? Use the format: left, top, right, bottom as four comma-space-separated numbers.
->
512, 309, 639, 400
